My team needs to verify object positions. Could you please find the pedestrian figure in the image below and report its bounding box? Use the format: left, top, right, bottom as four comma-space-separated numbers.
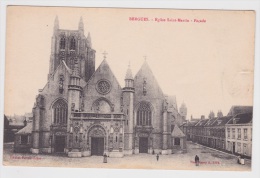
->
103, 153, 107, 163
195, 155, 199, 166
237, 155, 241, 164
152, 150, 155, 155
156, 154, 159, 161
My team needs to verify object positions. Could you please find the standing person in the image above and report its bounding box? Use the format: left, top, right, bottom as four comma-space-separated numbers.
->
103, 153, 107, 163
195, 155, 200, 166
156, 154, 159, 161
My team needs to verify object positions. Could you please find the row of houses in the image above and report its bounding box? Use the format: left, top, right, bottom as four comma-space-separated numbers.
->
180, 106, 253, 158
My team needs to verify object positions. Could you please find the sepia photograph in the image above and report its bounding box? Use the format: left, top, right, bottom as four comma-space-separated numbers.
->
0, 2, 260, 178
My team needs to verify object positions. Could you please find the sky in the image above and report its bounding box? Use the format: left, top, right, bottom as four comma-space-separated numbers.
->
4, 6, 255, 119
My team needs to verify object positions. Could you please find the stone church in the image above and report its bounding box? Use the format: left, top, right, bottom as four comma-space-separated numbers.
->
14, 17, 187, 157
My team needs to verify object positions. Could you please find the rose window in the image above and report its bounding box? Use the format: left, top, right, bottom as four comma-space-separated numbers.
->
96, 80, 111, 94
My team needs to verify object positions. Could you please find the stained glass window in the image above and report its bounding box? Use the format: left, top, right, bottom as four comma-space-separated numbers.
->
137, 102, 151, 126
53, 99, 68, 124
70, 36, 76, 50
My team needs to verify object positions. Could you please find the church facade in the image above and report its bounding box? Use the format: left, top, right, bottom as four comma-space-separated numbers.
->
15, 17, 187, 157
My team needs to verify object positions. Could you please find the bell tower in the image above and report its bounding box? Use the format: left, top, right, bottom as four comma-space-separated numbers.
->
48, 16, 96, 82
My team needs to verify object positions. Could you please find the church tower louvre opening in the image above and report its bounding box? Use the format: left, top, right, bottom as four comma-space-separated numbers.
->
48, 16, 96, 82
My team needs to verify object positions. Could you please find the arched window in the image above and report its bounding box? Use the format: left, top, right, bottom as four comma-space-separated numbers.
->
53, 99, 68, 124
60, 36, 66, 50
137, 102, 152, 126
70, 36, 76, 50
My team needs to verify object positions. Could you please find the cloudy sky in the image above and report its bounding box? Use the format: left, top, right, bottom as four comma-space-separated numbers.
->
4, 6, 255, 118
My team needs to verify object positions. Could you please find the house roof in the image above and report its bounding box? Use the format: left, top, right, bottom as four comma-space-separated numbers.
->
227, 106, 253, 116
171, 125, 185, 137
205, 118, 218, 126
195, 119, 209, 126
211, 116, 233, 126
16, 123, 32, 135
182, 120, 199, 127
227, 113, 252, 125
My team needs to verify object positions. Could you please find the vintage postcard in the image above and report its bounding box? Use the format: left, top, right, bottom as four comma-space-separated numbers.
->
2, 5, 256, 173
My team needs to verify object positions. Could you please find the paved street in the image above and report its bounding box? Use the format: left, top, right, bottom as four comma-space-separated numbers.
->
3, 141, 251, 171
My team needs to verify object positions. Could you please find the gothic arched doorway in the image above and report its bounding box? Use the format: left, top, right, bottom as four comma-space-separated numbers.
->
88, 125, 107, 156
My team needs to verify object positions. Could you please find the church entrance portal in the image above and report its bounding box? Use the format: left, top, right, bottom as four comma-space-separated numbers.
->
139, 137, 148, 153
55, 135, 66, 153
91, 137, 104, 156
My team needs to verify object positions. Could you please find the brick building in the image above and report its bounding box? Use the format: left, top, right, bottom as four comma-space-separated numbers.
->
226, 113, 252, 157
181, 106, 253, 158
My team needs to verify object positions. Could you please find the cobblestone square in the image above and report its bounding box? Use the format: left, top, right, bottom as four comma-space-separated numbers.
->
3, 141, 251, 171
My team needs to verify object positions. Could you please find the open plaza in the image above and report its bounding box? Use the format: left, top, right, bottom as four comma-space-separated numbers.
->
3, 141, 251, 171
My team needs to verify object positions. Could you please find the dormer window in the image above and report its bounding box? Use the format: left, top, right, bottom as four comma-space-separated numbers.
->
233, 118, 238, 124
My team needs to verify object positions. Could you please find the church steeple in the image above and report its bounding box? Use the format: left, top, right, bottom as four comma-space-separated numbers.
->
54, 16, 59, 32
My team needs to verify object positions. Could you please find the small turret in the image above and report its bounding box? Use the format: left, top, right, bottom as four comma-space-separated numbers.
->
68, 58, 82, 113
122, 63, 135, 155
124, 63, 134, 88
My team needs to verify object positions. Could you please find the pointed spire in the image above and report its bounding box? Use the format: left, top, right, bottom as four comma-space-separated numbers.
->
87, 32, 92, 47
125, 62, 133, 80
78, 16, 84, 31
54, 16, 59, 31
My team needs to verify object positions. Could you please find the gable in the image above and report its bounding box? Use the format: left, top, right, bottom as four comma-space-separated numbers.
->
134, 61, 164, 99
82, 59, 122, 113
171, 124, 185, 137
41, 61, 71, 95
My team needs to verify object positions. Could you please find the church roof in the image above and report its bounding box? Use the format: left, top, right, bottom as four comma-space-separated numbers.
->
16, 123, 32, 135
171, 125, 185, 137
